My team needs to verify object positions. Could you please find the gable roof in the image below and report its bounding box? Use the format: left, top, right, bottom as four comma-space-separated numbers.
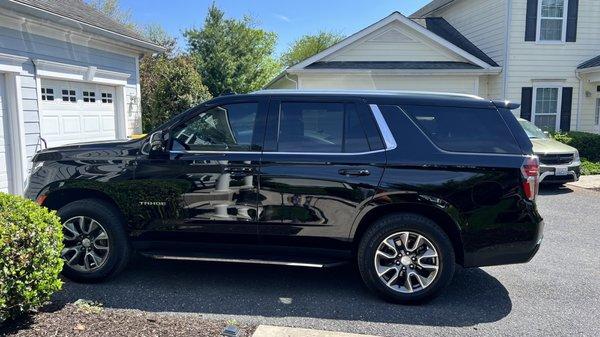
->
410, 0, 456, 18
416, 17, 499, 67
288, 12, 498, 72
578, 55, 600, 69
4, 0, 164, 52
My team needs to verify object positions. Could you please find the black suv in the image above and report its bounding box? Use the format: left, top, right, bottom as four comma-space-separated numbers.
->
25, 90, 544, 303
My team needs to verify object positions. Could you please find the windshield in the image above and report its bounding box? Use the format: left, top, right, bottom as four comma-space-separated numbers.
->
519, 119, 548, 139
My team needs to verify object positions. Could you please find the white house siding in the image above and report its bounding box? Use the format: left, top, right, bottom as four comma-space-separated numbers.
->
0, 23, 142, 162
431, 0, 508, 99
323, 22, 467, 63
298, 74, 481, 95
506, 0, 600, 132
0, 73, 8, 192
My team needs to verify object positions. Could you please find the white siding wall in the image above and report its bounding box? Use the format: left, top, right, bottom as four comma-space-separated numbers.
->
506, 0, 600, 132
0, 74, 8, 192
324, 23, 465, 63
432, 0, 508, 99
298, 74, 481, 95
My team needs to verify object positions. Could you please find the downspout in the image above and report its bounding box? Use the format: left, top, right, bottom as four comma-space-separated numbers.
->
285, 73, 298, 89
502, 0, 512, 99
575, 71, 584, 131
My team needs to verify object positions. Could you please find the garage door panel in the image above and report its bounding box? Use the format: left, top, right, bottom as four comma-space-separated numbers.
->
40, 79, 117, 148
62, 116, 82, 134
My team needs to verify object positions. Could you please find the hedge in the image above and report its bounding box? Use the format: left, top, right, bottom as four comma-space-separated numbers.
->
553, 131, 600, 162
0, 193, 63, 322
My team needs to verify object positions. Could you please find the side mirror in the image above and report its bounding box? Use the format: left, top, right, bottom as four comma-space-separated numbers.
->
142, 130, 168, 157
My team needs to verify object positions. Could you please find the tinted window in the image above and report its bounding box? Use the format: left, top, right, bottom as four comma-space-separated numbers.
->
400, 105, 521, 154
278, 102, 344, 153
344, 104, 371, 153
171, 103, 259, 151
277, 102, 375, 153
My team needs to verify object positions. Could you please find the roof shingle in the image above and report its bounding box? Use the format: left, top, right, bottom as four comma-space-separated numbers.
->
9, 0, 158, 48
578, 55, 600, 69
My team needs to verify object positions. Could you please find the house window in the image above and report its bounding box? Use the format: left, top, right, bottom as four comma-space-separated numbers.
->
101, 92, 113, 104
595, 98, 600, 126
83, 91, 96, 103
41, 88, 54, 101
62, 89, 77, 102
538, 0, 567, 42
533, 86, 562, 132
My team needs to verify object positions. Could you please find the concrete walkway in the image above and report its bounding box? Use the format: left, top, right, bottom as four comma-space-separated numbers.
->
567, 174, 600, 190
252, 325, 380, 337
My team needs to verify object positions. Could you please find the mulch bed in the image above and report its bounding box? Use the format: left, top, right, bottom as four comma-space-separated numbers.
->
1, 302, 256, 337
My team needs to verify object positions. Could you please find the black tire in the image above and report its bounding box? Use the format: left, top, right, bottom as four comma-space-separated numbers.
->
357, 213, 455, 304
57, 199, 130, 282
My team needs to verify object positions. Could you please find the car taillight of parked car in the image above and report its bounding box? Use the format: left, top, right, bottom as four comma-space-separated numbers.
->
521, 156, 540, 201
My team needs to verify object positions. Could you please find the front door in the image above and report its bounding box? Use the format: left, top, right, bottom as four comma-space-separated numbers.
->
134, 98, 268, 246
258, 97, 386, 249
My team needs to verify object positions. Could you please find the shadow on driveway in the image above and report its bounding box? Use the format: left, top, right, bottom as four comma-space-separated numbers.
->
53, 257, 512, 328
539, 185, 574, 195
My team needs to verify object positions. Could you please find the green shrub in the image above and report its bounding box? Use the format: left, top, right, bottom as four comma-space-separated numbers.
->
581, 159, 600, 175
553, 131, 600, 162
0, 193, 63, 322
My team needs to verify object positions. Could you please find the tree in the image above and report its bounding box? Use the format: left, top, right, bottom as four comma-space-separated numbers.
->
87, 0, 135, 30
143, 24, 178, 56
184, 4, 281, 96
140, 55, 211, 132
280, 31, 345, 67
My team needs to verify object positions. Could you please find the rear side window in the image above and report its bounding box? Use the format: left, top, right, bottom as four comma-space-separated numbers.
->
277, 102, 378, 153
399, 105, 521, 154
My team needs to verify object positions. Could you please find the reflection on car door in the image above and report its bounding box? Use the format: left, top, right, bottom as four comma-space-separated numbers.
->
134, 97, 268, 246
258, 97, 386, 249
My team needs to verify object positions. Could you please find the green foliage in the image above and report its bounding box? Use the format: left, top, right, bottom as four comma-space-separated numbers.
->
581, 159, 600, 175
280, 31, 345, 67
553, 131, 600, 162
184, 4, 281, 96
0, 193, 63, 322
140, 55, 212, 132
86, 0, 136, 30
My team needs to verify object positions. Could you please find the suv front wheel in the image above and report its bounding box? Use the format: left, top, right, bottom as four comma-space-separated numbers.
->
357, 213, 455, 304
57, 199, 130, 282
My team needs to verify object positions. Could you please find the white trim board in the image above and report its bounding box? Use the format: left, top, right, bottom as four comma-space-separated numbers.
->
289, 12, 494, 71
0, 52, 28, 195
33, 59, 131, 86
531, 83, 564, 132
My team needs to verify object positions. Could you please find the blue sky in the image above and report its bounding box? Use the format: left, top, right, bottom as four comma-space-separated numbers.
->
119, 0, 431, 55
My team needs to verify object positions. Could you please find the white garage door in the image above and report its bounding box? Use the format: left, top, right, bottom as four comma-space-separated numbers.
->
0, 73, 10, 192
40, 79, 117, 148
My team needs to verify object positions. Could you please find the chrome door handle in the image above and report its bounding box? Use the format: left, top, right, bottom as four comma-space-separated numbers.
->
338, 169, 370, 177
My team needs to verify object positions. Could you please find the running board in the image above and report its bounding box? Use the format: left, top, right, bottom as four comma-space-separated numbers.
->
139, 251, 348, 268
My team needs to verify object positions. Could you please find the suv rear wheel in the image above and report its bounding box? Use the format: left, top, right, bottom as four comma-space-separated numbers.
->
357, 213, 455, 304
57, 199, 130, 282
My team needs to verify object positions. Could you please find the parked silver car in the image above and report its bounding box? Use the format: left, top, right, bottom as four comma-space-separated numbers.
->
518, 118, 580, 184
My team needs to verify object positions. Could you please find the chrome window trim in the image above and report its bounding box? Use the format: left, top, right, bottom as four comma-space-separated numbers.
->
169, 149, 387, 156
369, 104, 397, 151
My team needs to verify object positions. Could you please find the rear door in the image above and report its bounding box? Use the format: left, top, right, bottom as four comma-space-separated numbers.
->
257, 96, 386, 249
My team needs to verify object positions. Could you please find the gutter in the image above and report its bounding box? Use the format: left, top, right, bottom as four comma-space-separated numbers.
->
287, 67, 503, 76
5, 0, 165, 53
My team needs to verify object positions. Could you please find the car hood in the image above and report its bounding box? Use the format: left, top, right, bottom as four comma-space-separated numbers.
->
531, 138, 577, 154
33, 139, 142, 162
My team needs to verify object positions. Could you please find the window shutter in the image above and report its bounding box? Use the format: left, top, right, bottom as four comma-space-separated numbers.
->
566, 0, 579, 42
521, 87, 533, 121
525, 0, 538, 41
560, 87, 573, 131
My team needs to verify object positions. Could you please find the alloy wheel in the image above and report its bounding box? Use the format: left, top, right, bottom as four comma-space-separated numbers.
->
61, 216, 110, 272
374, 231, 439, 293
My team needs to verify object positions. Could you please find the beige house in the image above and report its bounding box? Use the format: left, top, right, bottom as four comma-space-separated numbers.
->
267, 0, 600, 134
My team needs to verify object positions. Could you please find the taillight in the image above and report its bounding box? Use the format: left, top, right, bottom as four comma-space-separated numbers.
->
521, 156, 539, 201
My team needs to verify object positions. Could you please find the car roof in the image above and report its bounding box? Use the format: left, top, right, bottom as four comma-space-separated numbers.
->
210, 89, 495, 109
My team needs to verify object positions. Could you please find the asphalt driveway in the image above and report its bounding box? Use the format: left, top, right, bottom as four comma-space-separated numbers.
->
54, 186, 600, 336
